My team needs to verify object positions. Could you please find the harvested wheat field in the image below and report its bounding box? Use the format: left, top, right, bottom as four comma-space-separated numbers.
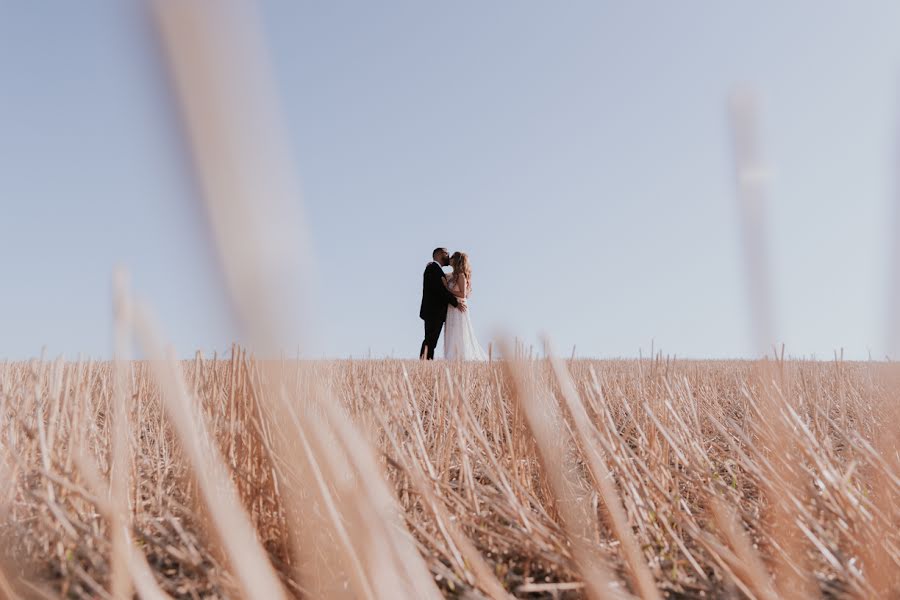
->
0, 351, 897, 599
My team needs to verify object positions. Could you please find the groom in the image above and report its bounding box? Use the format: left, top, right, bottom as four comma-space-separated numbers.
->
419, 247, 466, 359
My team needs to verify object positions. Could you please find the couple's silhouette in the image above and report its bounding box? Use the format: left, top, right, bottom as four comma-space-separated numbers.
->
419, 247, 487, 361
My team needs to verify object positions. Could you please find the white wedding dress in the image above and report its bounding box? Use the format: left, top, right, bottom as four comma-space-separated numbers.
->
444, 279, 488, 361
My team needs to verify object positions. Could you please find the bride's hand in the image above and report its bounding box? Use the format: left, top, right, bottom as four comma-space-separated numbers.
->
457, 299, 467, 312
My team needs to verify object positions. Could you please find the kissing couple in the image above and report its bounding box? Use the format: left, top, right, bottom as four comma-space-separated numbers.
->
419, 247, 488, 361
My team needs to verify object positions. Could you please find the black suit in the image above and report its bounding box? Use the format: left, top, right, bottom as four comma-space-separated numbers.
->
419, 262, 459, 359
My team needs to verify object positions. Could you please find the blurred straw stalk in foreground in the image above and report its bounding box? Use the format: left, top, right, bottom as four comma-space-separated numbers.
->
152, 0, 312, 355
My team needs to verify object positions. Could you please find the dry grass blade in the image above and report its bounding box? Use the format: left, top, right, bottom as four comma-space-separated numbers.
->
150, 0, 310, 352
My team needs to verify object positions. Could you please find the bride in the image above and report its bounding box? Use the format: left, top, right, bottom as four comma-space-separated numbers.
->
443, 252, 488, 361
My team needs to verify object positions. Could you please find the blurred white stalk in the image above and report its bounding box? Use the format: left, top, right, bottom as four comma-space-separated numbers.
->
729, 89, 775, 358
887, 90, 900, 358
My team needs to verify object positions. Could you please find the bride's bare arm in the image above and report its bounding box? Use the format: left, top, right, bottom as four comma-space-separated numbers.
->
451, 275, 468, 299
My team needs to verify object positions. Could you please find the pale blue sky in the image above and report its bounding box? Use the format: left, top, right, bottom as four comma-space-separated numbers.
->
2, 2, 899, 360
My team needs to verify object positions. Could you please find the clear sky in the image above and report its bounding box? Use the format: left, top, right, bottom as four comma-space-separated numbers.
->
2, 2, 900, 360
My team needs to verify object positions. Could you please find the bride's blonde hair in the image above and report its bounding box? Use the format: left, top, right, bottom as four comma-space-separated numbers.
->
450, 252, 472, 291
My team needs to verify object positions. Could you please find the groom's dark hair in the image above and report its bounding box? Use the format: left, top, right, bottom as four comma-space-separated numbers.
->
432, 247, 447, 259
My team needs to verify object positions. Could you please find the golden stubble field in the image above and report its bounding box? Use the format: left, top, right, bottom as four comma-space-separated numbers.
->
0, 352, 897, 599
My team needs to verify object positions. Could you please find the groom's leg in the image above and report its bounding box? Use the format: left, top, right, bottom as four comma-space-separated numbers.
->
419, 327, 430, 360
427, 320, 442, 359
429, 321, 442, 359
420, 321, 431, 359
422, 320, 435, 360
422, 319, 442, 360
